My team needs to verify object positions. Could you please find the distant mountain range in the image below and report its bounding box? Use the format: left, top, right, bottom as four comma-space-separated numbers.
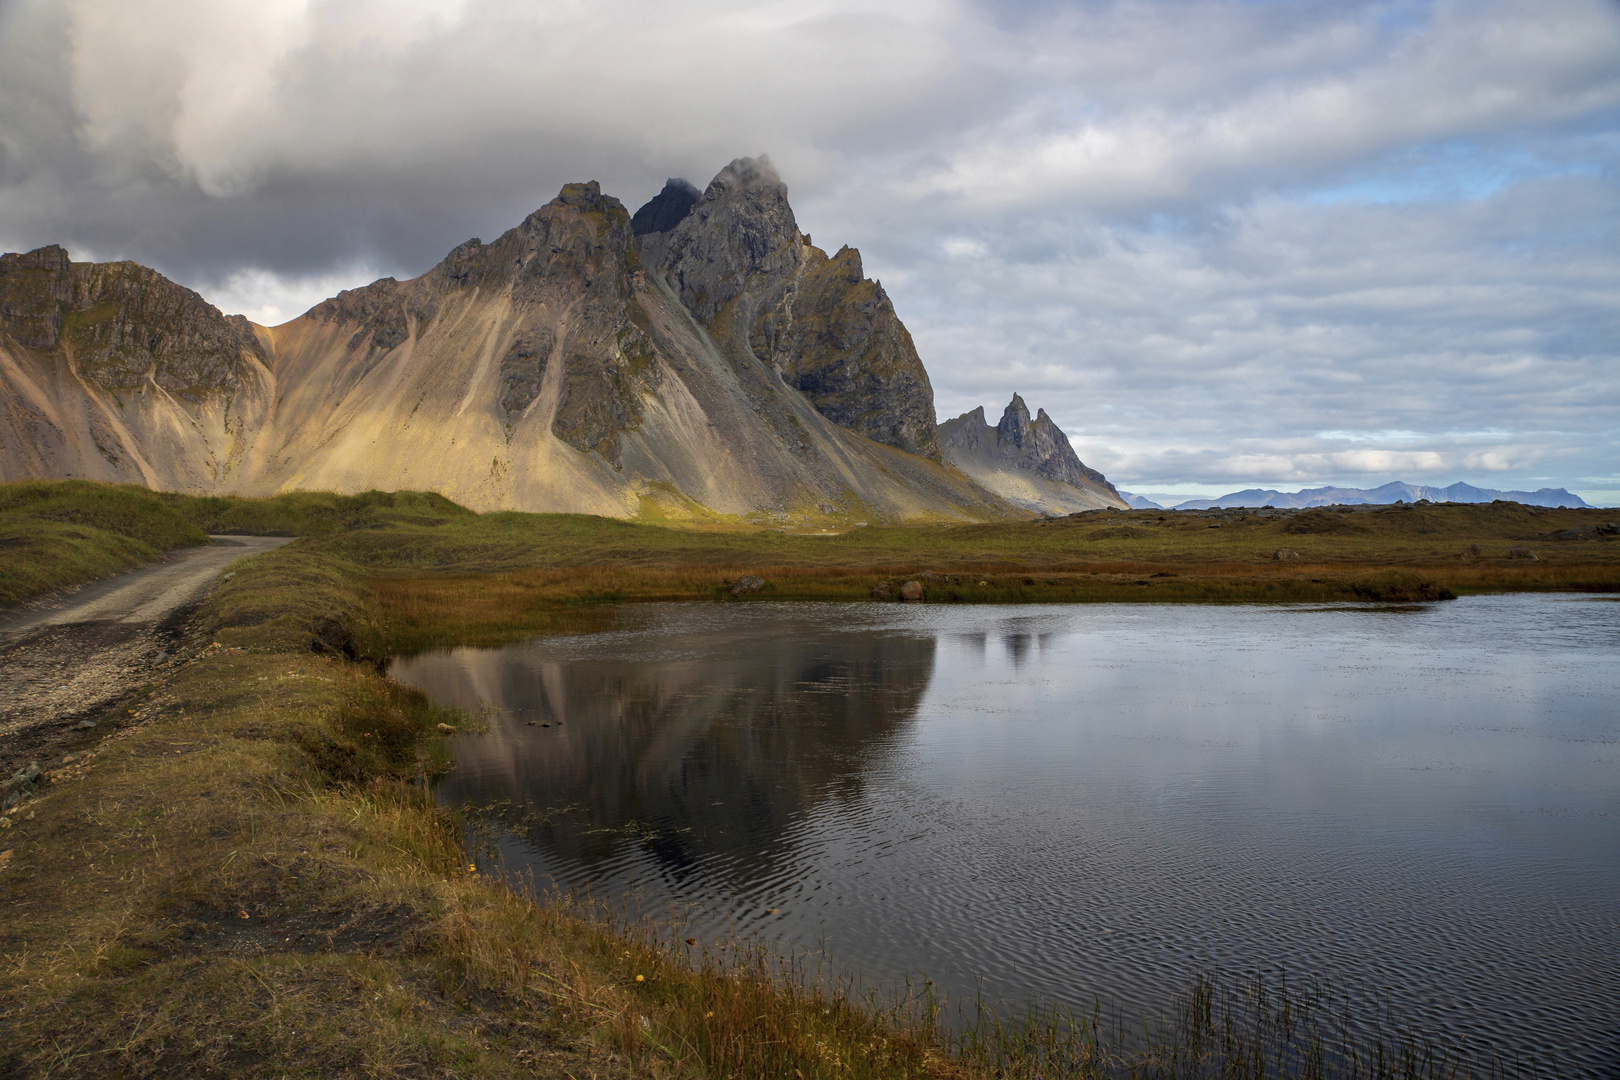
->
1119, 481, 1590, 510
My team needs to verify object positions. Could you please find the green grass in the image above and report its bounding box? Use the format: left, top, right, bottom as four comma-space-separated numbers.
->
0, 481, 209, 606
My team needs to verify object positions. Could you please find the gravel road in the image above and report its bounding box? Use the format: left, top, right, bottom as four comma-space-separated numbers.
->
0, 536, 294, 775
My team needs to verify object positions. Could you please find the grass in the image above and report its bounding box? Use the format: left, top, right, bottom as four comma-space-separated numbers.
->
0, 481, 209, 606
1, 480, 1611, 1075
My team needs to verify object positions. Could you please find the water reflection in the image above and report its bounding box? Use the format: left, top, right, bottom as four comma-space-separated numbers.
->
392, 610, 935, 884
390, 597, 1620, 1073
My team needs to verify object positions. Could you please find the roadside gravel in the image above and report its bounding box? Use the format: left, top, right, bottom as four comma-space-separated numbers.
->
0, 535, 293, 776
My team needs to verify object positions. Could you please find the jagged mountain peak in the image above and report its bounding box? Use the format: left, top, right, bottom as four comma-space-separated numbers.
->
940, 395, 1125, 515
0, 243, 265, 398
703, 154, 782, 200
637, 158, 939, 460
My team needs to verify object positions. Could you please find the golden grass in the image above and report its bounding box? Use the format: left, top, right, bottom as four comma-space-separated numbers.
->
0, 646, 964, 1078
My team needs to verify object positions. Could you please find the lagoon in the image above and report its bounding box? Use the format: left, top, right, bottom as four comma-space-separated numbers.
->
390, 595, 1620, 1072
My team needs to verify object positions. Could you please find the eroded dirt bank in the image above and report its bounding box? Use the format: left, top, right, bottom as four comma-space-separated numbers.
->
0, 535, 293, 775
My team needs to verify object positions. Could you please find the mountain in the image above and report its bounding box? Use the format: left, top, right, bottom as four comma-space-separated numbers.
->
1116, 491, 1163, 509
1171, 481, 1589, 510
938, 395, 1126, 514
0, 158, 1018, 524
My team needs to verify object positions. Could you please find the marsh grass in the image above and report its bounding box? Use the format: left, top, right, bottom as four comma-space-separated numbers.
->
949, 972, 1540, 1080
6, 480, 1617, 616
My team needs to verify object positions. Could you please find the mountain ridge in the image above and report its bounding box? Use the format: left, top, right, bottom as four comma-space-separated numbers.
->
0, 159, 1027, 523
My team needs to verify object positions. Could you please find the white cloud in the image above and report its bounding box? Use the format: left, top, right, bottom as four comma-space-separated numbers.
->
197, 263, 386, 326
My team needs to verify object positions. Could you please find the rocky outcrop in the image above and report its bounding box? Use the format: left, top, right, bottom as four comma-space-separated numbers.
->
1, 245, 267, 400
939, 395, 1126, 515
0, 245, 272, 491
0, 162, 1025, 524
638, 157, 942, 460
631, 178, 700, 237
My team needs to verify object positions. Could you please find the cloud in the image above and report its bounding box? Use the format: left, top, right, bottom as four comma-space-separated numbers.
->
1, 0, 1617, 500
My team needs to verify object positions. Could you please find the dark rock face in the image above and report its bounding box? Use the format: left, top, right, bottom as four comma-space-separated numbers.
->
631, 178, 701, 236
642, 156, 942, 460
768, 246, 939, 460
0, 244, 266, 400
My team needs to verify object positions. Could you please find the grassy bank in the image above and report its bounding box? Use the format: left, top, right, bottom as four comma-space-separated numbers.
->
0, 481, 209, 606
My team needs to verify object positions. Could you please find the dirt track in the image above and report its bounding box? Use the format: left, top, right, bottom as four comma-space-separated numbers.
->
0, 536, 293, 774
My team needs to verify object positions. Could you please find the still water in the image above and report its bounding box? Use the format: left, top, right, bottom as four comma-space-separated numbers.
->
390, 596, 1620, 1071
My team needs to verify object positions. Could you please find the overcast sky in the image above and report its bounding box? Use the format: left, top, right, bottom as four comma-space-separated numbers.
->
2, 0, 1617, 503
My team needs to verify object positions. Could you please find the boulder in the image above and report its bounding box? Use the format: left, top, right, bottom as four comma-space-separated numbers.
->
870, 581, 893, 600
898, 580, 924, 601
1273, 549, 1299, 561
729, 575, 766, 595
1508, 547, 1538, 561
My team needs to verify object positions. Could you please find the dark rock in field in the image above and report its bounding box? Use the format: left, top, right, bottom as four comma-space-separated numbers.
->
729, 575, 766, 595
871, 581, 892, 600
1273, 549, 1299, 561
1509, 547, 1538, 561
899, 580, 924, 601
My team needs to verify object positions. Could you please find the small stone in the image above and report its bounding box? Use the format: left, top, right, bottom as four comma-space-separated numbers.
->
1273, 549, 1299, 561
75, 720, 96, 730
1508, 547, 1538, 561
729, 575, 766, 595
436, 723, 458, 735
899, 580, 924, 602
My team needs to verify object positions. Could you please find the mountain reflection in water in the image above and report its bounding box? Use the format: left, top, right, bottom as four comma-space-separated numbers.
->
391, 611, 934, 884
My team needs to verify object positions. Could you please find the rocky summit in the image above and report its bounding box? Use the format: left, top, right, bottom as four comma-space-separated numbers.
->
0, 157, 1122, 523
939, 395, 1126, 514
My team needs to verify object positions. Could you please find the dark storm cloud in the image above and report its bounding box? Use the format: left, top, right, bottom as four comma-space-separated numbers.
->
1, 0, 1617, 500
